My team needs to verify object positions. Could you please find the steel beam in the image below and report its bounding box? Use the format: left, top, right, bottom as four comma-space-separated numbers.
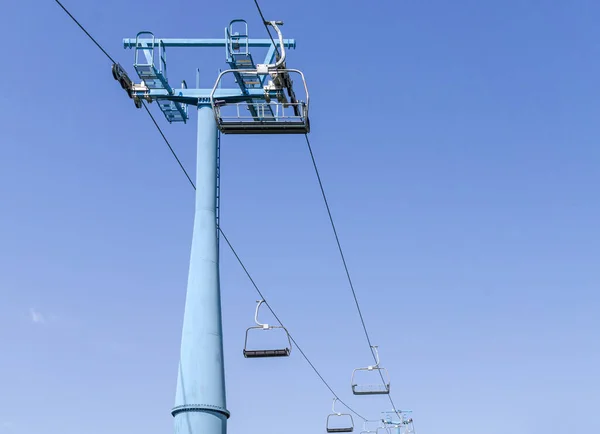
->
124, 38, 296, 49
131, 88, 266, 105
172, 105, 229, 434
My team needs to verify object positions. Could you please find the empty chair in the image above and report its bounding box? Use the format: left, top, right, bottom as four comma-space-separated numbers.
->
351, 346, 391, 395
326, 398, 354, 433
210, 68, 310, 134
210, 21, 310, 135
243, 300, 292, 358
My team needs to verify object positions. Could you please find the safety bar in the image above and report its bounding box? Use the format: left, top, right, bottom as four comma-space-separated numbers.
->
209, 68, 309, 116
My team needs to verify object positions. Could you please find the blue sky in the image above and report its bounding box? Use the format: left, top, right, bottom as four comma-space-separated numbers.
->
1, 0, 599, 433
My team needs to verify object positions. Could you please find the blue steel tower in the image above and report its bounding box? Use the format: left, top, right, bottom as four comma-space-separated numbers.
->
381, 410, 415, 434
114, 19, 309, 434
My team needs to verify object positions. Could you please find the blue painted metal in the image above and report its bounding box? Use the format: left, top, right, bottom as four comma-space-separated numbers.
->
225, 20, 250, 61
224, 20, 274, 122
130, 88, 265, 104
382, 410, 412, 422
216, 130, 220, 240
133, 31, 188, 123
118, 20, 308, 434
172, 104, 229, 434
123, 37, 296, 49
381, 411, 414, 434
123, 21, 308, 133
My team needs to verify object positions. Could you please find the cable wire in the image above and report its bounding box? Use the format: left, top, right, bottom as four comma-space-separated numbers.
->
249, 0, 403, 419
304, 133, 401, 414
249, 0, 380, 368
54, 0, 117, 64
54, 0, 366, 420
147, 120, 367, 421
54, 1, 195, 190
304, 134, 373, 348
141, 113, 367, 420
140, 108, 368, 420
252, 0, 281, 58
219, 229, 366, 421
142, 102, 196, 189
142, 115, 367, 420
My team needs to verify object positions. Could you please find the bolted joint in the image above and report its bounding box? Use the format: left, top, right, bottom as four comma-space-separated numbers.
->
112, 63, 147, 109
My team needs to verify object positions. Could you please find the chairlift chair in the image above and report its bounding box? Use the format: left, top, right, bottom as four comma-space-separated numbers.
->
326, 398, 354, 433
243, 300, 292, 358
351, 346, 391, 395
210, 68, 309, 134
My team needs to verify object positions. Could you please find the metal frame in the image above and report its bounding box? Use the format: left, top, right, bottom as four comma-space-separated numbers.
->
209, 68, 309, 134
382, 410, 412, 424
351, 346, 391, 395
243, 300, 292, 358
114, 18, 307, 434
326, 398, 354, 433
226, 19, 249, 59
129, 31, 188, 123
381, 424, 412, 434
381, 411, 414, 434
121, 21, 305, 130
123, 37, 296, 49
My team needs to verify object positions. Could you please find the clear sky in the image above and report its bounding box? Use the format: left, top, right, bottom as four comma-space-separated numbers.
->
1, 1, 599, 434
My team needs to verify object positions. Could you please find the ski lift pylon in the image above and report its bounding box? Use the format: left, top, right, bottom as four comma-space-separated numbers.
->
351, 345, 391, 395
381, 410, 414, 434
326, 398, 354, 433
243, 300, 292, 358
